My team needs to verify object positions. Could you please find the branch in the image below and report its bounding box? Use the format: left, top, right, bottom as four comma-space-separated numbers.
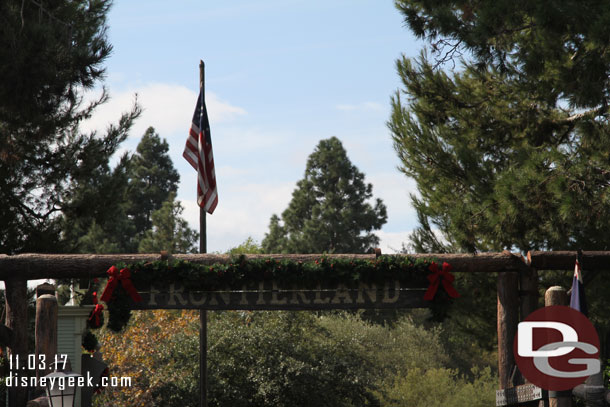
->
430, 38, 464, 69
563, 106, 606, 123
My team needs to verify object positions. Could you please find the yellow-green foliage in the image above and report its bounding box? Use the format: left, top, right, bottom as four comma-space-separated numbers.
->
318, 312, 449, 374
379, 367, 496, 407
93, 310, 200, 407
92, 310, 497, 406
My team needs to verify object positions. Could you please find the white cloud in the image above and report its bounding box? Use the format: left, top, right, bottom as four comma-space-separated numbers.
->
214, 165, 252, 178
178, 173, 421, 255
80, 83, 246, 140
178, 181, 294, 253
366, 172, 418, 228
376, 230, 410, 254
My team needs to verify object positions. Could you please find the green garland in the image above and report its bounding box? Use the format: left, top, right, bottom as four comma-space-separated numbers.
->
91, 255, 454, 331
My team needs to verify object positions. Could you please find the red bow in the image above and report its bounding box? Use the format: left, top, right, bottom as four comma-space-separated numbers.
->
100, 266, 142, 303
423, 262, 460, 301
88, 304, 104, 328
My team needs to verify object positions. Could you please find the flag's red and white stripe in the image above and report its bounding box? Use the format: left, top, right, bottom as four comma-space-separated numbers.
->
183, 91, 218, 214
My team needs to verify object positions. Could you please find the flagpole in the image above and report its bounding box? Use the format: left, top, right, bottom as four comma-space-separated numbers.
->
199, 59, 207, 254
199, 59, 208, 407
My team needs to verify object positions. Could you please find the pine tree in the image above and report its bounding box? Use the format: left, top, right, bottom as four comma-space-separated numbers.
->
62, 154, 138, 253
396, 0, 610, 109
391, 0, 610, 355
61, 127, 181, 253
262, 137, 387, 254
0, 0, 140, 253
392, 1, 610, 253
127, 127, 180, 237
138, 193, 198, 254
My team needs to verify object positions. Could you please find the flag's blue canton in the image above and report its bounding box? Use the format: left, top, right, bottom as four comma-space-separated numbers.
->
193, 91, 212, 145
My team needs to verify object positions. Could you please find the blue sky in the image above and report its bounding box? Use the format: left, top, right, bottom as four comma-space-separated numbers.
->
83, 0, 423, 253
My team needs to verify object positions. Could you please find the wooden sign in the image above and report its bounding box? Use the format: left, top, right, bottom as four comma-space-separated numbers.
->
496, 384, 545, 406
130, 280, 429, 311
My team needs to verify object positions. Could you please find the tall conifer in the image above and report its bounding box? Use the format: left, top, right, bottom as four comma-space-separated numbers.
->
263, 137, 387, 254
392, 0, 610, 252
0, 0, 140, 253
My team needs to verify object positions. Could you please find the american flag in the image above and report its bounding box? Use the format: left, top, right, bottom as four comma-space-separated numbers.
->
183, 89, 218, 214
569, 257, 587, 316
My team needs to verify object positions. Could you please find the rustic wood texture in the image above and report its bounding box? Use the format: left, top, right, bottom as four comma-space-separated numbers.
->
8, 250, 610, 280
35, 283, 56, 297
516, 256, 546, 407
520, 267, 539, 320
6, 279, 29, 407
544, 286, 571, 407
544, 286, 568, 307
0, 324, 13, 348
498, 272, 520, 389
35, 294, 57, 378
528, 251, 610, 271
0, 252, 530, 280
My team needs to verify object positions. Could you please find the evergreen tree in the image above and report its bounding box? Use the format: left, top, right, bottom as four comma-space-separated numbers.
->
62, 127, 181, 253
61, 153, 138, 253
127, 126, 180, 237
0, 0, 140, 253
262, 137, 387, 254
392, 1, 610, 253
138, 192, 198, 254
396, 0, 610, 109
391, 0, 610, 355
228, 237, 264, 255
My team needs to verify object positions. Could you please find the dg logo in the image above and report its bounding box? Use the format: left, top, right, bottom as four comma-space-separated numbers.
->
514, 306, 600, 391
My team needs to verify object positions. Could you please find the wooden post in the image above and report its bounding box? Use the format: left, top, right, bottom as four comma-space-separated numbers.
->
5, 279, 29, 407
199, 58, 208, 407
544, 286, 567, 308
33, 292, 57, 403
520, 267, 539, 320
498, 271, 520, 389
544, 286, 571, 407
520, 262, 543, 406
35, 291, 57, 378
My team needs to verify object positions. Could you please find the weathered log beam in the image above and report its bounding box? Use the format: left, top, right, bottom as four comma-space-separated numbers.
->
528, 251, 610, 270
0, 252, 529, 280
